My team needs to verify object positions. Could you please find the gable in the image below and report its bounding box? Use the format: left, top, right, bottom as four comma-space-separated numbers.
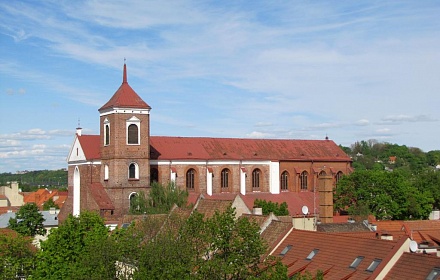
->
67, 136, 86, 162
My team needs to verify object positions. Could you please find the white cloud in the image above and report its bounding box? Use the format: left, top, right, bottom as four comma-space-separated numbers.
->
381, 114, 437, 124
246, 131, 275, 138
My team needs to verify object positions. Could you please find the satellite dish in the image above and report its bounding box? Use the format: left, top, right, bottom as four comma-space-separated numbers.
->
302, 205, 309, 215
409, 240, 418, 252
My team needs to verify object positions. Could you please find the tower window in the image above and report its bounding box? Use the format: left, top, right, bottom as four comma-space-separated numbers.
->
104, 165, 109, 180
252, 169, 261, 190
128, 163, 139, 179
127, 124, 139, 144
186, 168, 195, 190
104, 124, 110, 145
281, 171, 289, 191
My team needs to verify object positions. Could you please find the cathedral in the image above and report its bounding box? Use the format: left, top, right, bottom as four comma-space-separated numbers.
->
59, 64, 352, 222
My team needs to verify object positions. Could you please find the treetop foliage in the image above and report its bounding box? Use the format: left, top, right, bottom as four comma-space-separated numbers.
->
8, 203, 46, 237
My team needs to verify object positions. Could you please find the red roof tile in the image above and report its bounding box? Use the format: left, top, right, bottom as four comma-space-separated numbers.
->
99, 64, 151, 111
77, 135, 100, 160
272, 229, 406, 279
150, 137, 350, 161
89, 183, 115, 210
384, 252, 440, 280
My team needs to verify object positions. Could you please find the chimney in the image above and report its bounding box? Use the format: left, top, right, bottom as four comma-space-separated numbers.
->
252, 207, 263, 215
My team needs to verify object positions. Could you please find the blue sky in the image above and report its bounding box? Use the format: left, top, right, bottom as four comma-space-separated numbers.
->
1, 1, 440, 173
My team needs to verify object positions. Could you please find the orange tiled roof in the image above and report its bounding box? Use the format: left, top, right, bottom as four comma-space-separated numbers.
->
194, 199, 232, 219
261, 220, 292, 249
272, 229, 407, 279
384, 252, 440, 279
99, 64, 151, 111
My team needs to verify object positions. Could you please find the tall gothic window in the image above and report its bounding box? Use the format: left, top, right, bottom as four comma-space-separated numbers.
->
335, 171, 344, 185
129, 163, 139, 179
104, 124, 110, 146
186, 168, 195, 190
127, 124, 139, 144
221, 168, 230, 191
252, 169, 261, 190
281, 171, 289, 191
300, 171, 308, 190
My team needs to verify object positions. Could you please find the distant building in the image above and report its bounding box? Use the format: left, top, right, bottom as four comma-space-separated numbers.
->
59, 64, 352, 222
0, 182, 24, 207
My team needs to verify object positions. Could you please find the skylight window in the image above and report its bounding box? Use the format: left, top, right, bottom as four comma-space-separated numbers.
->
426, 267, 440, 280
366, 259, 382, 272
306, 249, 319, 260
279, 245, 292, 256
349, 256, 364, 269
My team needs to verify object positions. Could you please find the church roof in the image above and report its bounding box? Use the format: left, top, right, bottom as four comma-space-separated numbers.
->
99, 64, 151, 111
77, 135, 100, 160
150, 136, 350, 161
89, 183, 115, 210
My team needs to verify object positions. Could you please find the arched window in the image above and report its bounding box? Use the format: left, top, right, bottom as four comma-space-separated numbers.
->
335, 171, 344, 184
281, 171, 289, 191
129, 192, 138, 212
186, 168, 195, 190
104, 164, 109, 180
252, 169, 261, 190
150, 167, 159, 183
319, 170, 327, 176
221, 168, 230, 191
127, 124, 139, 144
300, 171, 308, 190
128, 162, 139, 179
104, 118, 110, 146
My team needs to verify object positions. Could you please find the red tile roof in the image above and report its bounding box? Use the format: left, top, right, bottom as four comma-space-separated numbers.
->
89, 183, 115, 210
150, 137, 350, 161
272, 229, 407, 279
99, 64, 151, 111
384, 252, 440, 279
194, 199, 232, 219
72, 135, 350, 163
77, 135, 100, 160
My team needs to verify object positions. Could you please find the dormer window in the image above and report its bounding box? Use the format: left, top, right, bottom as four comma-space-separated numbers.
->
306, 249, 319, 260
349, 256, 364, 269
126, 116, 140, 145
366, 259, 381, 272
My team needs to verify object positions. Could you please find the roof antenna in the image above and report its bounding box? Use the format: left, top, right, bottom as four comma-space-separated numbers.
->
77, 118, 81, 128
123, 58, 127, 84
76, 118, 82, 136
325, 134, 329, 140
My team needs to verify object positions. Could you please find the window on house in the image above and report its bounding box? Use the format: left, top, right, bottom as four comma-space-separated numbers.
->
252, 169, 261, 190
306, 249, 319, 260
349, 256, 364, 269
221, 168, 230, 190
426, 267, 440, 280
186, 168, 195, 190
281, 171, 289, 191
335, 171, 344, 185
300, 171, 308, 190
104, 165, 109, 180
104, 124, 110, 146
150, 167, 159, 183
128, 163, 139, 179
127, 124, 139, 144
319, 170, 326, 176
279, 245, 292, 256
366, 259, 382, 272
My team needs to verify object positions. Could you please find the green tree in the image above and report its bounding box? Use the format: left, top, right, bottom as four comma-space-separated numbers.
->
32, 211, 116, 279
254, 199, 289, 216
8, 203, 46, 237
334, 170, 433, 220
0, 230, 37, 279
42, 198, 59, 210
130, 182, 188, 214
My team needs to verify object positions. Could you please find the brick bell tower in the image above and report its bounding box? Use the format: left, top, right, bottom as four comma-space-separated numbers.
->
98, 64, 151, 216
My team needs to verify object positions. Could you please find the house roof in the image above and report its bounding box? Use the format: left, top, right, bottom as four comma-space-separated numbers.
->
0, 210, 59, 228
384, 252, 440, 280
260, 220, 292, 249
271, 229, 407, 279
317, 222, 370, 233
193, 198, 232, 219
99, 64, 151, 111
89, 183, 115, 210
150, 136, 351, 161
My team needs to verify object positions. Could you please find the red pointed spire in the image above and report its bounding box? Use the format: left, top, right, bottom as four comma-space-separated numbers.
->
123, 63, 127, 84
